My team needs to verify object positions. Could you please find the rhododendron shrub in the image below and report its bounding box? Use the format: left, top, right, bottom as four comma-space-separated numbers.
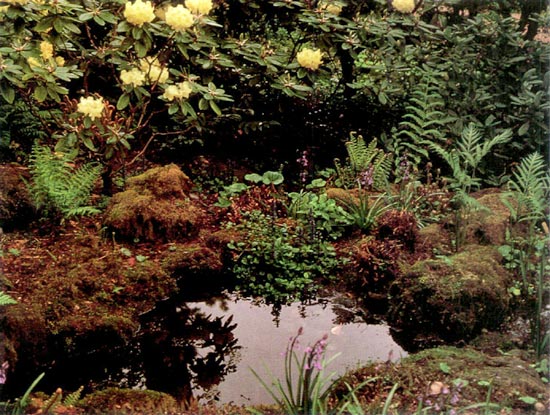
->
0, 0, 546, 185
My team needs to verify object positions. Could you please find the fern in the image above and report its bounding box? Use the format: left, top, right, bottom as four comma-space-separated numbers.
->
0, 291, 17, 306
502, 152, 549, 224
337, 132, 392, 191
427, 123, 512, 193
392, 72, 457, 164
28, 145, 102, 219
427, 123, 512, 251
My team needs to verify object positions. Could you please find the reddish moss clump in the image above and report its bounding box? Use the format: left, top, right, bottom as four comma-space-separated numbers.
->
103, 164, 204, 242
78, 388, 178, 415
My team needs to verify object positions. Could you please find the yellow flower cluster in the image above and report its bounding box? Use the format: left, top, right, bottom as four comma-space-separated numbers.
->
165, 5, 194, 31
297, 48, 323, 71
27, 57, 40, 68
77, 96, 104, 120
139, 57, 170, 84
392, 0, 415, 13
318, 1, 342, 15
185, 0, 213, 15
124, 0, 155, 27
120, 68, 146, 87
162, 81, 193, 101
40, 40, 53, 60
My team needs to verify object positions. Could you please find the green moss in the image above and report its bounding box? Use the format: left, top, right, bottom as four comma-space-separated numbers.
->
126, 163, 192, 198
334, 346, 548, 413
162, 243, 223, 274
103, 165, 204, 242
388, 245, 512, 346
78, 388, 179, 414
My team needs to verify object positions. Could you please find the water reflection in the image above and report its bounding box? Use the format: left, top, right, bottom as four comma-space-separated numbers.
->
139, 298, 240, 404
187, 295, 407, 405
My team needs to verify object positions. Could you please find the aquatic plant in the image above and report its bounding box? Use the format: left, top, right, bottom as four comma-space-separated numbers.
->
250, 328, 366, 415
227, 210, 339, 304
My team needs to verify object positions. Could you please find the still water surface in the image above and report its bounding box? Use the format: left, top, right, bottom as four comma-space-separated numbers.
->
188, 297, 407, 405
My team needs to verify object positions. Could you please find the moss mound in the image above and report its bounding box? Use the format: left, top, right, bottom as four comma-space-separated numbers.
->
1, 231, 177, 395
78, 388, 179, 414
0, 163, 34, 230
103, 164, 204, 242
388, 245, 512, 348
334, 346, 548, 414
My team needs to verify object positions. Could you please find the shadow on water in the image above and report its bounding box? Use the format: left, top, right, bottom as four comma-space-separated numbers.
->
138, 297, 240, 404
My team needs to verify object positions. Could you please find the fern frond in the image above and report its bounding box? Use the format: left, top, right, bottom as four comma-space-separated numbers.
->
63, 386, 84, 407
0, 291, 17, 306
505, 152, 549, 222
392, 72, 455, 163
341, 133, 392, 190
28, 145, 102, 219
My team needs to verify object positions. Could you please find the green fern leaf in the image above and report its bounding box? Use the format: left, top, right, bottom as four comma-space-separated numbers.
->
0, 291, 17, 306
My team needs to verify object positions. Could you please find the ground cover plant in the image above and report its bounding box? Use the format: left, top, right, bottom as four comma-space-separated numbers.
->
0, 0, 549, 413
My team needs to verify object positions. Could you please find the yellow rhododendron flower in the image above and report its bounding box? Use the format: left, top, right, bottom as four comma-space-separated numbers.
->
139, 57, 170, 84
120, 68, 146, 87
185, 0, 213, 15
392, 0, 415, 13
3, 0, 29, 4
124, 0, 155, 27
165, 5, 194, 31
27, 57, 40, 68
297, 48, 323, 71
77, 96, 104, 120
55, 56, 65, 66
40, 40, 53, 60
162, 81, 193, 101
319, 1, 342, 15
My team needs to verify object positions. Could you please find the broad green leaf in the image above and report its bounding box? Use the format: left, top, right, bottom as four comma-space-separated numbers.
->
116, 93, 130, 110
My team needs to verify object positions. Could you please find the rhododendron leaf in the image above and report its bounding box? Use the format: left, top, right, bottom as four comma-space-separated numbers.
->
82, 136, 96, 151
209, 100, 221, 116
117, 93, 130, 110
34, 86, 48, 102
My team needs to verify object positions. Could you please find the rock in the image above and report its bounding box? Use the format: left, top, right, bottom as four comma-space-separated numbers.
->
388, 245, 512, 349
103, 164, 204, 242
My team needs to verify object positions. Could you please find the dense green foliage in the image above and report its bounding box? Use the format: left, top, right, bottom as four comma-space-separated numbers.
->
0, 0, 546, 181
227, 210, 340, 303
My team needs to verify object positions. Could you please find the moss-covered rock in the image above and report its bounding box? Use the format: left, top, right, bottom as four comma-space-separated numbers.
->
334, 346, 548, 414
103, 164, 204, 242
0, 163, 35, 230
388, 245, 512, 349
78, 388, 179, 414
161, 242, 228, 296
462, 189, 512, 246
